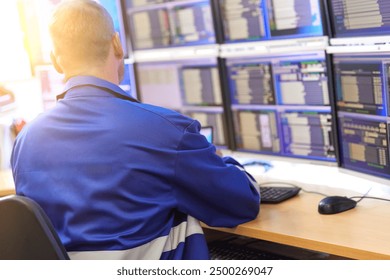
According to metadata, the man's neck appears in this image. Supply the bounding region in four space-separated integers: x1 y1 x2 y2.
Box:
64 66 118 84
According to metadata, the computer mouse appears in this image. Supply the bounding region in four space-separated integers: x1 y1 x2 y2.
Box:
318 196 357 215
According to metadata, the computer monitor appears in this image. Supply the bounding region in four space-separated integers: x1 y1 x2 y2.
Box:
127 7 171 50
185 110 226 146
219 0 326 43
273 56 329 105
124 0 216 50
228 61 275 105
97 0 129 56
171 1 216 46
226 51 335 162
337 112 390 179
134 57 227 147
200 126 214 143
327 0 390 39
332 54 387 116
266 0 325 39
219 0 268 42
120 60 138 99
332 52 390 180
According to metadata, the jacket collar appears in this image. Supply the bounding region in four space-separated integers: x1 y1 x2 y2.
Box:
57 76 137 102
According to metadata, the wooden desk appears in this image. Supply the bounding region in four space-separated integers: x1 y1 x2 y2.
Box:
0 169 15 197
204 192 390 260
2 160 390 259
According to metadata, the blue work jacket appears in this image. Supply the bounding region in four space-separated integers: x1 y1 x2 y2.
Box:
11 76 260 259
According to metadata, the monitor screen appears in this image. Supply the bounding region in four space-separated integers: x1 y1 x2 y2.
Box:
181 66 222 106
332 54 388 116
120 59 138 99
185 111 226 146
273 57 329 105
219 0 325 43
128 8 171 50
219 0 268 42
228 61 275 105
280 108 334 160
337 112 390 179
200 126 214 143
97 0 129 56
328 0 390 38
135 62 183 109
332 53 390 180
233 108 281 154
135 57 227 147
226 51 335 162
136 58 221 108
266 0 324 38
171 2 216 46
124 0 216 50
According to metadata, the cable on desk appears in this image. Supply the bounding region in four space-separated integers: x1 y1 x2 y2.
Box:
349 196 390 203
312 186 390 206
351 187 372 203
336 187 390 205
242 160 273 172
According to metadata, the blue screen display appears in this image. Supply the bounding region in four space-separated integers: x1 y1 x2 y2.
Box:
119 61 137 99
226 52 335 162
338 114 390 179
220 0 325 43
97 0 128 54
266 0 324 38
329 0 390 38
125 0 216 50
333 54 390 117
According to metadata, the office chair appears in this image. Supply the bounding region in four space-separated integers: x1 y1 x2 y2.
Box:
0 195 69 260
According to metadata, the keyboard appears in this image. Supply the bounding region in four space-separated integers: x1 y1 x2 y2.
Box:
209 239 292 260
260 186 301 203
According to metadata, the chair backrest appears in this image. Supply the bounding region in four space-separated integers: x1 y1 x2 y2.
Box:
0 195 69 260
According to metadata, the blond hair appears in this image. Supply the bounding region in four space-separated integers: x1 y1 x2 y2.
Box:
49 0 115 69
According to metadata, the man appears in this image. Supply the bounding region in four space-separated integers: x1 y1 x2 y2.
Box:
11 0 260 259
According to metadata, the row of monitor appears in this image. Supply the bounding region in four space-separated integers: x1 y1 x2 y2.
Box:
119 0 390 51
136 52 331 152
35 0 390 188
134 51 390 182
116 0 390 184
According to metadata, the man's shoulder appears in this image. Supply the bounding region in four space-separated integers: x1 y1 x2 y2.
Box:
132 102 198 131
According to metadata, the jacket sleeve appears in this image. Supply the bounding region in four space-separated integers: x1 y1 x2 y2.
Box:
172 121 260 228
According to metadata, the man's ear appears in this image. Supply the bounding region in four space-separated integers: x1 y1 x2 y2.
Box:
112 32 124 59
50 52 64 74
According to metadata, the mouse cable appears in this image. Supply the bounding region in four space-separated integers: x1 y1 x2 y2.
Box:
349 196 390 203
349 187 372 203
258 181 329 197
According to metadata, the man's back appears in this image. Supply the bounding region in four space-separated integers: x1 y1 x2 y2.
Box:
11 76 260 259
